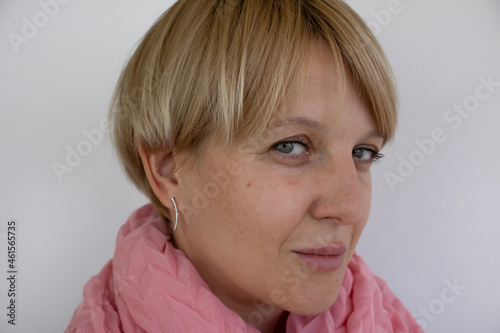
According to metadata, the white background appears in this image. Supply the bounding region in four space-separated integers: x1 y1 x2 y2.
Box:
0 1 499 332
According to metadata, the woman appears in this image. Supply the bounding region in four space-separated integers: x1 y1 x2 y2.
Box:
67 0 423 332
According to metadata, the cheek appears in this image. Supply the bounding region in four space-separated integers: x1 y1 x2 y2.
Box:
203 166 312 261
222 170 302 235
348 173 372 250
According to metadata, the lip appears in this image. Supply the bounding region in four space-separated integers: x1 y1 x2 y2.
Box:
293 244 348 272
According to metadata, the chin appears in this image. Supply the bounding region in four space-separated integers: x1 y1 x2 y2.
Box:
285 283 342 316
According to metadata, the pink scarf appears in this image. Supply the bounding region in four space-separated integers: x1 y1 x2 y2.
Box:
66 204 423 332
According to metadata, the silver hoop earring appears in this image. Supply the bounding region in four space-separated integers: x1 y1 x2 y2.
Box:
171 197 178 232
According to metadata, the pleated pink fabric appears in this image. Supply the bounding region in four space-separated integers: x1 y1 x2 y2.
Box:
66 204 423 333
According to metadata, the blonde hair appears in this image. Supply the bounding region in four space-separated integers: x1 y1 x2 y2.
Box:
109 0 398 225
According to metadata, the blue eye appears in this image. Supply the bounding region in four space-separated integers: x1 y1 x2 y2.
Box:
352 147 383 164
273 140 309 155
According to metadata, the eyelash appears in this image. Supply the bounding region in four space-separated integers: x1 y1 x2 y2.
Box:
271 139 384 164
271 138 311 161
353 147 385 165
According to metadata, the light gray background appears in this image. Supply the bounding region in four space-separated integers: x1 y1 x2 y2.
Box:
1 1 499 332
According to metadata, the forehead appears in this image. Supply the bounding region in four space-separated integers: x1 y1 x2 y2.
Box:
275 41 344 116
259 42 384 145
271 43 368 121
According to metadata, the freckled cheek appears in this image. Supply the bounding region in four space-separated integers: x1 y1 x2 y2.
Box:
346 198 371 259
356 171 372 215
342 176 371 257
224 175 301 240
215 181 262 228
359 172 373 195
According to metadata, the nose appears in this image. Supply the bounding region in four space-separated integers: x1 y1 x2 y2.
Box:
309 155 368 225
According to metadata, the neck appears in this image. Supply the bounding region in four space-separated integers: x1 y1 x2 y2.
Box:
257 310 289 333
172 239 287 331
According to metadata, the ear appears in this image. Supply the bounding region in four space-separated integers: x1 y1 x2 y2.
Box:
138 144 178 210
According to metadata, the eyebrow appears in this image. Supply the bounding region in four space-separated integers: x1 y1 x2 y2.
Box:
266 116 386 141
266 116 326 132
359 129 385 141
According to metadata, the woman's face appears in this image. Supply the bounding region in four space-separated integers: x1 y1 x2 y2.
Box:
173 42 383 323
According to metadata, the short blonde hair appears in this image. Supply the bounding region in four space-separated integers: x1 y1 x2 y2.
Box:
109 0 398 225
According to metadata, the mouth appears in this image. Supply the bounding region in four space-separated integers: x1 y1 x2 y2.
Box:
293 244 348 272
